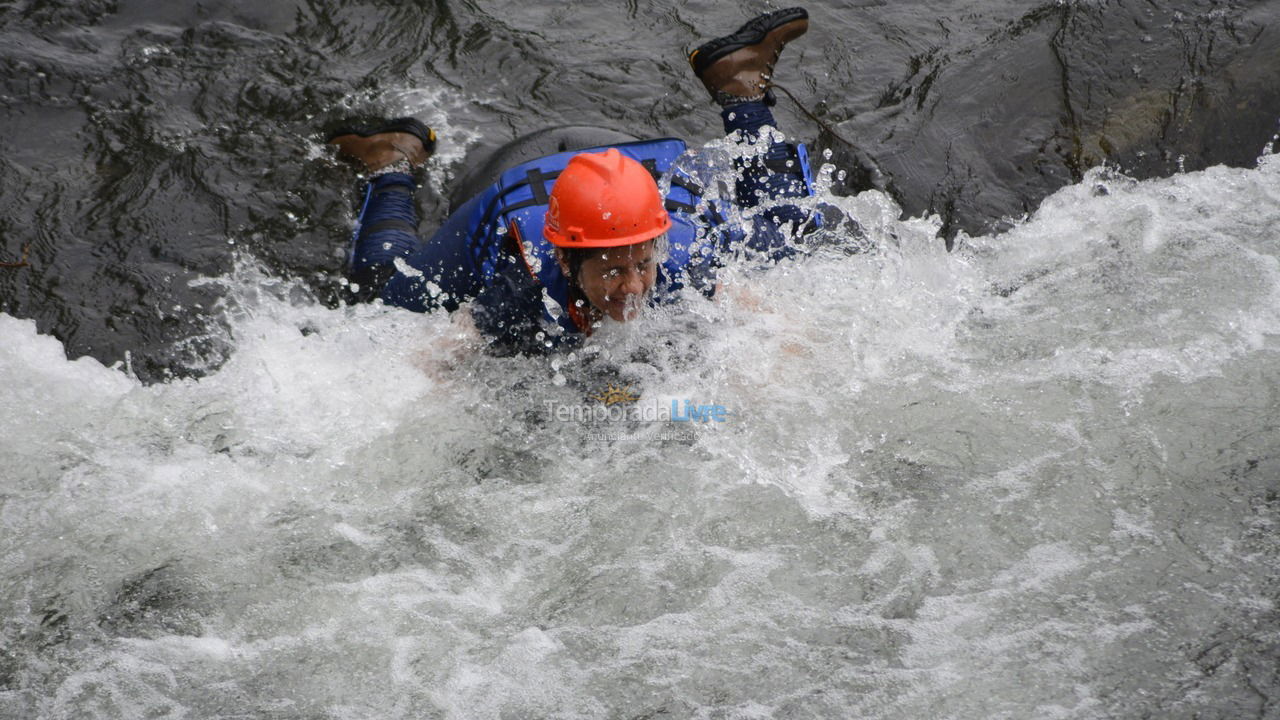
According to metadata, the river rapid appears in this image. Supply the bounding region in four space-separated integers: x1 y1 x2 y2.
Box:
4 150 1280 717
3 1 1280 718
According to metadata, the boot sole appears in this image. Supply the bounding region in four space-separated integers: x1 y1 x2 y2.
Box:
327 117 437 154
688 7 809 77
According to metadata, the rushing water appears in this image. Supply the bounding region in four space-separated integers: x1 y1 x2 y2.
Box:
3 150 1279 717
3 0 1280 718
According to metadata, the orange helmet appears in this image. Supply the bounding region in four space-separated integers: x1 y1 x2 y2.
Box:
543 148 672 249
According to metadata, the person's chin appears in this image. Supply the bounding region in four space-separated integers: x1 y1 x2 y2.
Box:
604 302 640 323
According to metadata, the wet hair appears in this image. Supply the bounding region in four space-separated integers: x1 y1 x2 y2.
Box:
557 247 593 286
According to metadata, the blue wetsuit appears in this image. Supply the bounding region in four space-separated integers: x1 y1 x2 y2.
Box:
347 101 814 353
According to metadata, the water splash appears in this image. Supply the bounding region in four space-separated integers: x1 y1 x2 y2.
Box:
2 156 1279 718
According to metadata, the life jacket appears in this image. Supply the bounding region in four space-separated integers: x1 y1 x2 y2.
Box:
466 138 708 336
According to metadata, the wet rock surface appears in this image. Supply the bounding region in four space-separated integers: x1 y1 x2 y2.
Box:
823 0 1280 244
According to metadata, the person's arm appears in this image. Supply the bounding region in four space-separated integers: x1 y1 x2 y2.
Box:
469 263 572 355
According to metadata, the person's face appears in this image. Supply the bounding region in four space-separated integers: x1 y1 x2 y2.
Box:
565 240 659 323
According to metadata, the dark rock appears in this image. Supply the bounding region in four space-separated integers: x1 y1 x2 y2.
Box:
821 0 1280 247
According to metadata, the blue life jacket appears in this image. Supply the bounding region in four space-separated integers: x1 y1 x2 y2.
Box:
465 137 709 335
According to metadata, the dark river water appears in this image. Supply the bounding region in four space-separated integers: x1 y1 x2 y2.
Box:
1 1 1279 718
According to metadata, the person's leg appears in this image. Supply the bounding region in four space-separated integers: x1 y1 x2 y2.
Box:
689 8 816 259
376 184 491 313
717 101 816 260
720 100 811 212
347 171 420 297
330 118 485 312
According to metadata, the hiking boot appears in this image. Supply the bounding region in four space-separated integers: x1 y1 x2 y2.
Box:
688 7 809 105
327 117 436 172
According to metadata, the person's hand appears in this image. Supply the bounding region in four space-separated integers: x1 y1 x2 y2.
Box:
413 309 483 379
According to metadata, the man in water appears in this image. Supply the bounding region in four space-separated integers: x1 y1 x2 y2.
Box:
329 8 815 353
